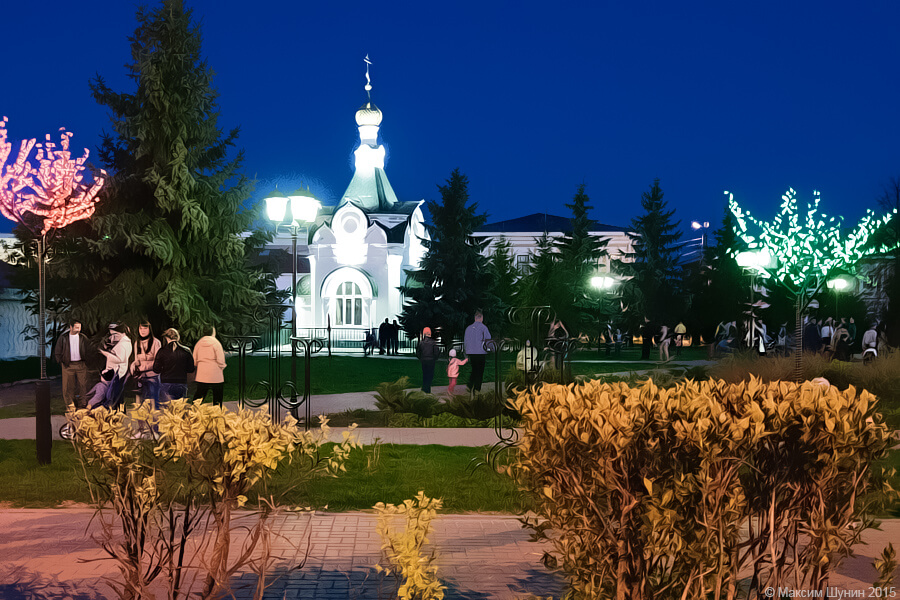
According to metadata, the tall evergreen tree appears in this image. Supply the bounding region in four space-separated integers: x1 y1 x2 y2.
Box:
555 184 609 332
487 236 518 329
400 169 495 347
49 0 267 340
615 178 683 328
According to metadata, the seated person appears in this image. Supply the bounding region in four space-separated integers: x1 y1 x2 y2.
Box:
516 340 540 373
363 331 378 356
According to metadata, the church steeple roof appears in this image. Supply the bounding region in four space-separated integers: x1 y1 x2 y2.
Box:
339 55 400 212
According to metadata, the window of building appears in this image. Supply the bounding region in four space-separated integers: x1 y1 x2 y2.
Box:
335 281 363 326
516 254 532 268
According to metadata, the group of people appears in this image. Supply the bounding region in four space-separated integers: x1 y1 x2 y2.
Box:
415 311 491 395
363 318 402 356
640 318 689 361
54 319 227 412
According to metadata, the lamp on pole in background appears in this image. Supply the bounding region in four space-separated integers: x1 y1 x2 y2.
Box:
264 187 320 396
691 220 710 265
591 274 617 356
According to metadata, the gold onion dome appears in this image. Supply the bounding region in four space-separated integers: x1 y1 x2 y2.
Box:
355 102 383 127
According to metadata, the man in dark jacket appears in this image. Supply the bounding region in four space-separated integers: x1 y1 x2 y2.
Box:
378 318 390 355
640 317 654 360
152 328 195 407
416 327 441 393
53 320 94 409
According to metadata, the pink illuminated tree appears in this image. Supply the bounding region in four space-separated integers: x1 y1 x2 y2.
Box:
0 117 106 378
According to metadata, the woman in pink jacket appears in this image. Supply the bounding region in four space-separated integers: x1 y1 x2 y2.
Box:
192 326 227 406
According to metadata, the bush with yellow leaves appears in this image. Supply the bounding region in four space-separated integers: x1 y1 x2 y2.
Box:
374 491 445 600
508 377 898 600
68 399 360 600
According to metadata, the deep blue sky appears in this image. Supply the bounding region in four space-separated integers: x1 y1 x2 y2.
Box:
2 0 899 236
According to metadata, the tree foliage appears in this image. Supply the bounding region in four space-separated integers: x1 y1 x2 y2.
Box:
399 169 495 346
514 184 608 334
486 236 518 325
615 178 683 328
686 203 747 341
37 0 270 341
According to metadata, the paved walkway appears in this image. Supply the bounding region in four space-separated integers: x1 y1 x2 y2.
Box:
1 509 898 599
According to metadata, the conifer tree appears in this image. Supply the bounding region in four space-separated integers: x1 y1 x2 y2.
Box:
400 169 495 347
487 236 518 328
615 178 683 328
554 183 609 331
686 204 747 340
52 0 267 340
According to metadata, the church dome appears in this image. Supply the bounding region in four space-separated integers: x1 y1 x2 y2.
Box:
355 102 383 127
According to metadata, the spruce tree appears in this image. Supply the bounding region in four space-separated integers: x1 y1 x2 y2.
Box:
615 178 683 328
487 236 518 331
55 0 266 340
554 183 609 332
400 169 495 347
686 204 747 340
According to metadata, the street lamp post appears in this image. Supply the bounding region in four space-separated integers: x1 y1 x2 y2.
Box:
736 249 774 352
591 275 617 356
264 189 320 404
691 221 710 266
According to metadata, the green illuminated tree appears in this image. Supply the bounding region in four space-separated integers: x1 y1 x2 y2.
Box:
46 0 269 340
614 178 683 328
400 169 495 347
729 188 896 359
729 188 892 297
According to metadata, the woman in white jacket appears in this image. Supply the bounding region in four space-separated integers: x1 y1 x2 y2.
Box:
192 326 226 406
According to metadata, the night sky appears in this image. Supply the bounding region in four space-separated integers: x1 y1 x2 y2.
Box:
2 0 899 237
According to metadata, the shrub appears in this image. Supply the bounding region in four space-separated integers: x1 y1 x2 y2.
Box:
67 400 360 599
374 377 440 417
440 391 502 421
708 351 900 429
509 378 898 600
374 491 445 600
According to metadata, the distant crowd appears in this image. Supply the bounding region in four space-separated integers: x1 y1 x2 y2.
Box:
54 319 227 412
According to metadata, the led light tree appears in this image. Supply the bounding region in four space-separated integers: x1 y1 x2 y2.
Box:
728 188 894 379
0 117 105 465
0 117 106 378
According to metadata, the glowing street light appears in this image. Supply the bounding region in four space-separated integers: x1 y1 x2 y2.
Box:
264 187 320 399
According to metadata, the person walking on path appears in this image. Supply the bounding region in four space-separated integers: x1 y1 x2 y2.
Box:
464 311 491 393
640 317 654 360
131 320 161 405
53 319 94 410
416 327 440 393
152 328 195 407
192 326 227 406
446 349 468 396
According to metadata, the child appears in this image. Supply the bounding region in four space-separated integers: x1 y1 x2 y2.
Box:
447 349 468 396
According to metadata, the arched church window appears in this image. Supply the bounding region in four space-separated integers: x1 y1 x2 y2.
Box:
335 281 363 326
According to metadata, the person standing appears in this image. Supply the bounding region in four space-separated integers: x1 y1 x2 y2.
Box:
464 311 491 392
416 327 440 393
640 317 654 360
131 320 161 405
659 324 671 362
390 319 401 355
378 318 390 355
53 320 93 410
674 321 687 357
193 326 227 406
153 328 195 407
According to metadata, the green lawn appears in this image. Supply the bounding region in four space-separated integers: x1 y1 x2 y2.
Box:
0 440 526 512
2 439 896 517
